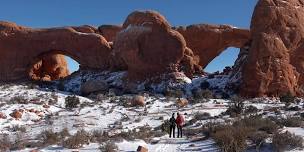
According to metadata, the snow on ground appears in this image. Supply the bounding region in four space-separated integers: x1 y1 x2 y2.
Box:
0 83 304 152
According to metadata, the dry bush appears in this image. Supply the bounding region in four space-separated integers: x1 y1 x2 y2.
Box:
245 105 259 113
0 134 12 151
279 117 303 127
193 112 211 121
207 116 279 151
112 126 164 142
99 141 118 152
63 129 91 149
164 88 183 98
9 96 28 104
212 124 250 152
38 130 60 146
58 128 70 139
224 95 245 117
272 131 303 152
249 131 268 151
91 130 109 143
159 120 171 134
9 125 26 132
235 116 279 134
65 95 80 110
192 88 213 100
10 132 26 150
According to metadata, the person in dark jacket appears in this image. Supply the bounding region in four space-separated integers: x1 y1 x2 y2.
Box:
169 113 176 138
176 112 185 138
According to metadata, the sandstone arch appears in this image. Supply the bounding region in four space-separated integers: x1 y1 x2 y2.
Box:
0 21 112 82
175 24 251 69
28 51 80 81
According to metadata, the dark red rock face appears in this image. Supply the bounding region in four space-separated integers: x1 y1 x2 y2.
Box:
29 54 70 81
0 21 112 81
98 25 122 42
241 0 304 97
113 11 188 80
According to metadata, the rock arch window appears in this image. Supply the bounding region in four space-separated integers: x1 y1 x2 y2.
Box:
204 47 240 73
28 51 80 81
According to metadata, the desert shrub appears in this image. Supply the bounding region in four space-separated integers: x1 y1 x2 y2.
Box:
249 131 268 151
118 126 159 142
10 133 26 150
245 105 259 113
279 117 303 127
164 88 183 98
193 112 211 121
99 141 118 152
285 105 301 111
63 129 91 149
272 131 303 152
224 95 245 117
160 120 171 134
9 125 26 132
65 95 80 109
0 134 12 151
212 124 249 152
208 116 279 152
58 128 70 139
200 89 214 99
38 130 60 146
92 130 109 143
235 116 279 134
280 92 295 103
192 88 213 100
9 96 28 104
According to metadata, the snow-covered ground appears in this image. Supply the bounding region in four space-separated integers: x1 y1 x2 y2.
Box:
0 83 303 152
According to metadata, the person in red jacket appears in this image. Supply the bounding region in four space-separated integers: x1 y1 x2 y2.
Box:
175 112 184 138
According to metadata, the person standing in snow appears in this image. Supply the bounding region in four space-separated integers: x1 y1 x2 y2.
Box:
169 113 176 138
176 112 185 138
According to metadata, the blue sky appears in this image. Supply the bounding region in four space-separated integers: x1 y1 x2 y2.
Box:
0 0 258 73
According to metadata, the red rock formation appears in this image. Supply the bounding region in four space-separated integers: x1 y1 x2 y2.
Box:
175 24 250 68
0 21 112 82
72 25 97 33
123 10 171 31
241 0 304 97
29 54 70 81
98 25 122 42
113 11 190 80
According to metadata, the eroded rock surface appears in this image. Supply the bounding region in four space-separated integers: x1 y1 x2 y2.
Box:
113 11 191 80
240 0 304 97
29 54 70 81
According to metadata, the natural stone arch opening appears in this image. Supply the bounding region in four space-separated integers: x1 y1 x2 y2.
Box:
204 47 240 74
28 50 81 81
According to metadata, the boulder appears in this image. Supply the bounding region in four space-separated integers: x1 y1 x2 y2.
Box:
80 79 109 95
176 98 188 107
137 146 148 152
10 110 22 119
131 95 145 107
0 112 7 119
